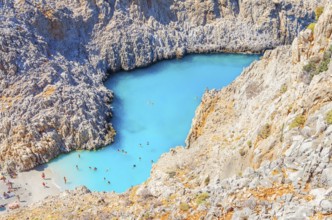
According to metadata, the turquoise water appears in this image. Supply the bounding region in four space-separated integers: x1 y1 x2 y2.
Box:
47 54 259 192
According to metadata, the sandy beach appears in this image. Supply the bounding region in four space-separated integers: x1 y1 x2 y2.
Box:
0 167 61 214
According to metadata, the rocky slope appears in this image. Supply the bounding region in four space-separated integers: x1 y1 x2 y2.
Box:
0 0 323 171
3 1 332 220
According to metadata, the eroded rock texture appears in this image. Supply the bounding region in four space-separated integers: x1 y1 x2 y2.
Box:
3 1 332 220
0 0 323 170
0 0 323 172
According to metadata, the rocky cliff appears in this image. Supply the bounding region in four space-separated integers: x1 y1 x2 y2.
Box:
3 1 332 220
0 0 323 171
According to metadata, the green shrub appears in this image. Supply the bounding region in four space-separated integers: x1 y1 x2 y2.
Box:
329 45 332 53
316 49 332 73
168 171 176 178
258 124 271 139
315 7 324 20
326 110 332 124
323 50 332 60
289 115 306 128
304 47 331 78
196 192 209 205
204 176 210 185
237 171 243 177
317 58 330 73
239 148 246 156
179 203 190 211
142 212 152 220
307 23 316 32
280 84 288 94
303 61 317 73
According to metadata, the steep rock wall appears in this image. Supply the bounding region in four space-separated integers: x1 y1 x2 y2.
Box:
3 3 332 219
0 0 323 171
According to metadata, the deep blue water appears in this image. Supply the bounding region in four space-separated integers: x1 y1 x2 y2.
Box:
46 54 259 192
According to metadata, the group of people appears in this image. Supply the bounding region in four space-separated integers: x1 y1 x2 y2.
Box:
1 176 14 195
117 149 128 154
103 177 111 185
41 172 67 186
41 172 47 187
0 174 21 211
67 142 155 187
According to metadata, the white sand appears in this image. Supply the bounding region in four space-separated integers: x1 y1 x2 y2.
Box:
0 167 61 214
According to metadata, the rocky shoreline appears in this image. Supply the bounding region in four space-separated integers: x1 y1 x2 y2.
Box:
1 0 332 219
0 0 323 171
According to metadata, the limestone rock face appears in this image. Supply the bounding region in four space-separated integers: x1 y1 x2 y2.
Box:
0 0 323 171
3 2 332 220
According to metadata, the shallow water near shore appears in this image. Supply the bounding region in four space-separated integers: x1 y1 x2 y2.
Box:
46 54 259 192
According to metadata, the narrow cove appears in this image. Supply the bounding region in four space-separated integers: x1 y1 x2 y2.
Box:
46 54 259 192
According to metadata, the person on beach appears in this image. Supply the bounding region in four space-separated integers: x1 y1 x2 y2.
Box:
41 172 45 179
6 181 13 190
3 192 9 199
16 195 20 202
42 182 46 188
0 175 5 182
64 177 67 184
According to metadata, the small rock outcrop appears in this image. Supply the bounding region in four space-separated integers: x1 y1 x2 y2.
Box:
0 0 323 171
3 1 332 219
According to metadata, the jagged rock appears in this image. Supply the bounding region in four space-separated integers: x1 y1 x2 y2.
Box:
2 1 332 220
320 200 332 214
322 167 332 186
0 0 324 171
